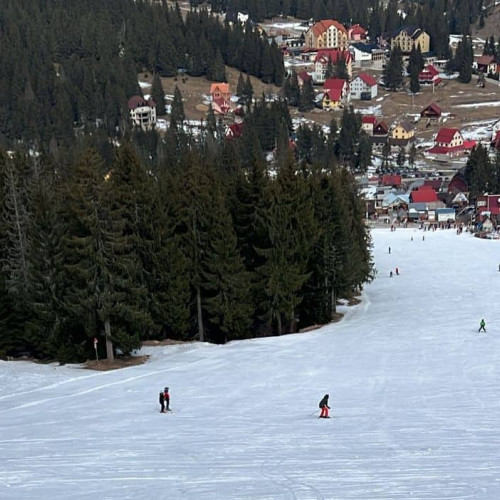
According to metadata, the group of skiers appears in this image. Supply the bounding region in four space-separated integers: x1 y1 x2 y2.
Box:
158 388 332 419
159 387 170 413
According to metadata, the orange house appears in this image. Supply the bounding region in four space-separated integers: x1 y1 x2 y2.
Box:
210 83 231 101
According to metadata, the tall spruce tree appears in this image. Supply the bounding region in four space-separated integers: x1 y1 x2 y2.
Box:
151 72 166 117
383 45 404 91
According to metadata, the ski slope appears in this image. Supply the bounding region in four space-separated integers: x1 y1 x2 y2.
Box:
1 228 500 499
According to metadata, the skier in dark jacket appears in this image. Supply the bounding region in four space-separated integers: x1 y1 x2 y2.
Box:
164 387 170 411
319 394 330 418
159 390 165 413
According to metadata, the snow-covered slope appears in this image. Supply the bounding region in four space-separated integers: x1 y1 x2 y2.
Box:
1 228 500 499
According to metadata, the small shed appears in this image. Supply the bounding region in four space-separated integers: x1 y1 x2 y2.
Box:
420 102 442 120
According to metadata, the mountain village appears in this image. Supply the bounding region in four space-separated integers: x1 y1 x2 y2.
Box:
129 4 500 237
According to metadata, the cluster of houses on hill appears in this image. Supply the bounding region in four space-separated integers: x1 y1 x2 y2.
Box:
361 172 500 234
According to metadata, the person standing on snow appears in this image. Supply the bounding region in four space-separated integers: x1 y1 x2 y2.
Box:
478 319 486 332
159 390 166 413
164 387 171 411
319 394 330 418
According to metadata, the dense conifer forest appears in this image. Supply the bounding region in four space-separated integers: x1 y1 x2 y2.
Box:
0 0 377 362
204 0 482 55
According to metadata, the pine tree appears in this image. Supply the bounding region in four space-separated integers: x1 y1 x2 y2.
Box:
243 75 254 109
151 72 166 117
464 144 494 198
236 72 245 97
60 148 144 361
298 77 315 111
456 35 473 84
256 153 317 334
202 185 253 343
334 57 349 80
207 48 227 82
283 71 300 107
170 85 185 129
383 45 404 91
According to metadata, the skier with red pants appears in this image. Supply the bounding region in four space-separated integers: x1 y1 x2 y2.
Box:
319 394 330 418
163 387 170 411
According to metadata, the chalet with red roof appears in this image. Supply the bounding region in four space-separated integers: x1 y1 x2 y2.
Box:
361 115 377 135
419 65 441 86
476 55 497 75
476 194 500 223
226 107 244 140
491 130 500 151
350 73 378 100
447 172 468 194
348 24 368 41
322 78 349 109
297 71 312 88
128 95 156 130
410 186 440 204
313 49 352 82
420 102 442 120
210 83 232 115
371 121 389 144
426 128 476 156
381 174 402 187
305 20 348 50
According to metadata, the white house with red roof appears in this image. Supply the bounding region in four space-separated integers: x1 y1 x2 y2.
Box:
128 95 156 130
322 78 349 109
476 55 497 75
226 107 244 140
418 64 441 86
348 24 368 41
476 194 500 223
361 115 377 135
313 49 352 83
426 128 476 156
350 73 378 99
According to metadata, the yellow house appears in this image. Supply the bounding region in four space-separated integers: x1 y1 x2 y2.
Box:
391 27 430 54
391 120 415 141
322 88 343 109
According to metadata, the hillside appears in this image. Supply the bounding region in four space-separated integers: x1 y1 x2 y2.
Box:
2 228 500 499
474 4 500 39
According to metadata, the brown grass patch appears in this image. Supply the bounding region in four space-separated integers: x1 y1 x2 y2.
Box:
83 355 149 371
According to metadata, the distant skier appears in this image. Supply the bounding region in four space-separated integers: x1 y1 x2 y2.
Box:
411 236 413 241
159 390 166 413
390 270 393 278
164 387 170 411
319 394 330 418
395 267 399 276
388 246 391 254
478 319 486 333
423 235 425 241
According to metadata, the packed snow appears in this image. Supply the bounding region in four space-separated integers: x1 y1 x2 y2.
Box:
454 101 500 108
1 228 500 499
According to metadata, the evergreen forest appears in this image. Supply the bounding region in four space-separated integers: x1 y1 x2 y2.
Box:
0 0 378 362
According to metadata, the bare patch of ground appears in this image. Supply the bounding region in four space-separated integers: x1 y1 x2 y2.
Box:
83 355 149 371
139 66 281 122
299 77 500 142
